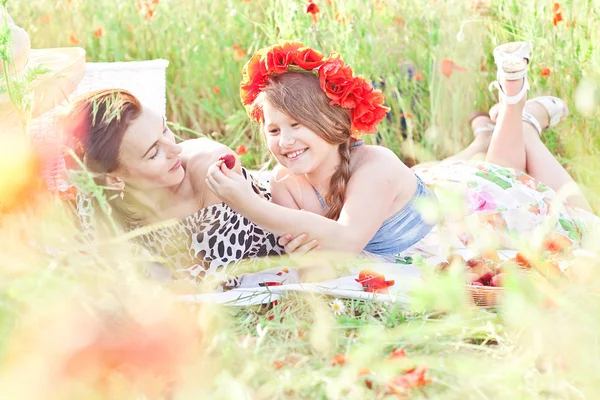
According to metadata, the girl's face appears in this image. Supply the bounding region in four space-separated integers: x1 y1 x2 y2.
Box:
263 101 338 176
112 105 184 190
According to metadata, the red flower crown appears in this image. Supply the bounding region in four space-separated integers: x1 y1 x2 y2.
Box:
240 41 390 135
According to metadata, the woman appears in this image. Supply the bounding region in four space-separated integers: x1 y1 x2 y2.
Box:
63 89 309 286
206 41 595 261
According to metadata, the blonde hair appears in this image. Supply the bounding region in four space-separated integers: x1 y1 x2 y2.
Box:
256 71 352 220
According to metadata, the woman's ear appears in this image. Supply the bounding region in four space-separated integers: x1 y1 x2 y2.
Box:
105 174 125 192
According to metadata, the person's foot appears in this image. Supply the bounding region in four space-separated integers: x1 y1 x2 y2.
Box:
444 113 494 161
490 41 531 105
489 97 562 132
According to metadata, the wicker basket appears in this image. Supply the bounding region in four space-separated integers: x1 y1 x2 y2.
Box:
465 284 504 307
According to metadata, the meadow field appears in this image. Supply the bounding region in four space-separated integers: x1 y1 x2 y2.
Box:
2 0 600 398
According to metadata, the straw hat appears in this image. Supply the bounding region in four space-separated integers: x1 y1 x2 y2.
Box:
0 10 86 133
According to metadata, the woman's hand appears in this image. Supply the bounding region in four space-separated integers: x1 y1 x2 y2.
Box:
205 159 256 211
279 233 320 255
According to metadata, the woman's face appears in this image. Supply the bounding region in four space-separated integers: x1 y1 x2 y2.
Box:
263 101 338 176
113 105 184 190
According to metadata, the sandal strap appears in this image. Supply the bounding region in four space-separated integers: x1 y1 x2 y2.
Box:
473 123 496 136
489 77 530 105
522 112 542 136
526 96 569 129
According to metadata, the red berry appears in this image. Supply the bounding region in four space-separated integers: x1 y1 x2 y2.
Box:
219 154 236 169
490 273 506 287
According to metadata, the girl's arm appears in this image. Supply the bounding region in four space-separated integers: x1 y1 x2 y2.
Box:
205 156 405 254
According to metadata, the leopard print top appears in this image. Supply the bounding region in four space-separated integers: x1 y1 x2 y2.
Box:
77 168 285 287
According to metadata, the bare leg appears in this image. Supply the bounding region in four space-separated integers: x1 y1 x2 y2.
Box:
485 79 527 171
489 101 592 211
522 106 592 211
445 115 494 161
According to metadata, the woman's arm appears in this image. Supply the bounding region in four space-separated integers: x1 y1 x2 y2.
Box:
205 156 404 254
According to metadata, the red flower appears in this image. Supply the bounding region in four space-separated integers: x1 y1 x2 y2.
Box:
235 145 247 155
329 354 347 366
355 269 395 293
388 348 407 360
293 47 325 70
306 1 320 23
351 88 390 134
212 86 220 94
540 67 551 77
552 3 563 26
318 56 359 108
240 49 268 106
441 59 468 78
264 42 303 74
233 44 247 61
94 28 104 38
69 33 80 45
386 366 432 394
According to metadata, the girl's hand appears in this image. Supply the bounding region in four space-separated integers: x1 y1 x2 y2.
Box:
205 158 256 211
279 233 320 255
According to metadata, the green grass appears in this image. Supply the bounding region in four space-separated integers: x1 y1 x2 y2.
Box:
3 0 600 398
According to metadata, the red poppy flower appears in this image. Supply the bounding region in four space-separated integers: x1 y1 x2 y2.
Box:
212 86 220 94
441 59 468 78
387 348 407 360
306 1 320 23
235 145 247 155
68 33 80 45
240 49 268 106
293 47 325 70
94 28 104 38
540 67 551 77
351 88 390 134
552 3 563 26
355 269 395 293
318 56 359 107
386 366 432 394
329 354 347 366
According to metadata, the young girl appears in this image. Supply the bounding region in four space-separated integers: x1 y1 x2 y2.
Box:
206 41 596 261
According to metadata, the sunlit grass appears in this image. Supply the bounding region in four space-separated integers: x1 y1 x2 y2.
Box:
2 0 600 398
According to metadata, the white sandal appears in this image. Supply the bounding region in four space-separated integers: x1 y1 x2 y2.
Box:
489 41 532 105
468 111 496 136
522 96 569 135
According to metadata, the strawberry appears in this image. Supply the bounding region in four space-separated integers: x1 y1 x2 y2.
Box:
356 269 395 293
471 281 484 286
490 273 505 287
218 154 236 169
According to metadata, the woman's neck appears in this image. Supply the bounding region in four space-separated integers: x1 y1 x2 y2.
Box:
125 171 196 224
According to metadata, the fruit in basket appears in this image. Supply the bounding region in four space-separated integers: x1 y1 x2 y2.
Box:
481 249 500 262
490 273 506 287
471 281 484 287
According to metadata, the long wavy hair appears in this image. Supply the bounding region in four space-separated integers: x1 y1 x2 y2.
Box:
256 71 353 220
